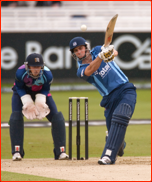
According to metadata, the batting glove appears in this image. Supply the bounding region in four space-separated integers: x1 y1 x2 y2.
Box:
98 45 115 62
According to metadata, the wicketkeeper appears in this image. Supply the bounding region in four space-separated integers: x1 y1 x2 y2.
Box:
69 37 137 165
9 53 69 161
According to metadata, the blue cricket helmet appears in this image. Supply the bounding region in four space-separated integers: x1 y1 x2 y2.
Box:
69 37 87 52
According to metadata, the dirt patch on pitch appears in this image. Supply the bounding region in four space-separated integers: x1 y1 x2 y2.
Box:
1 157 151 181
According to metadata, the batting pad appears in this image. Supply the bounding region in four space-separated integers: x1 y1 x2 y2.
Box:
9 111 24 157
101 103 131 163
51 112 66 159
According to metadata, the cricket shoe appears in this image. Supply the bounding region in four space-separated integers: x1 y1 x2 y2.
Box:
98 156 113 165
12 153 22 161
58 153 69 160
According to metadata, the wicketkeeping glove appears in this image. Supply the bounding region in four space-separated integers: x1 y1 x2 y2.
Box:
35 94 50 120
98 45 115 63
21 94 39 120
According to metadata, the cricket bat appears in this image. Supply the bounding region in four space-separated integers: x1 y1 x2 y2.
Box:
104 14 118 48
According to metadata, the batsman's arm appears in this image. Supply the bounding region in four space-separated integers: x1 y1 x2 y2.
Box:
84 56 103 76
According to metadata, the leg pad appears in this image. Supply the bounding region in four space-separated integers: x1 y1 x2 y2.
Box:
51 112 66 159
9 111 24 157
101 103 131 162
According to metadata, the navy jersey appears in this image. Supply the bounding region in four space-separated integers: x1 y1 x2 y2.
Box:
13 65 53 97
77 46 129 96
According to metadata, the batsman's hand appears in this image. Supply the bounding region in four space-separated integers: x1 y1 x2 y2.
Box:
35 94 50 120
98 45 115 63
21 94 39 120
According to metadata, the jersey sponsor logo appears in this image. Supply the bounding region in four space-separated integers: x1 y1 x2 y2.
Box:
95 64 111 78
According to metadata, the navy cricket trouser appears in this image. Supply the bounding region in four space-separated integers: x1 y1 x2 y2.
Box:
100 83 137 131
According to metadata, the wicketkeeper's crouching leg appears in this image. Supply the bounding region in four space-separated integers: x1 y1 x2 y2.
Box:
9 111 24 161
47 112 69 160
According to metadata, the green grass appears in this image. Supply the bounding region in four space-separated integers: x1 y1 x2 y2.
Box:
1 96 151 181
1 125 151 181
1 89 151 122
1 171 68 181
1 88 151 181
1 125 151 159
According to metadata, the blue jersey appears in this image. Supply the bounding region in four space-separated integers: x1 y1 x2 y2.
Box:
13 65 53 97
77 46 129 96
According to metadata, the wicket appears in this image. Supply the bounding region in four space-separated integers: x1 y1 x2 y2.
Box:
69 97 88 160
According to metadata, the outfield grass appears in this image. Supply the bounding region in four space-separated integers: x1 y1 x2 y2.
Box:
1 89 151 181
1 89 151 122
1 125 151 159
1 171 67 181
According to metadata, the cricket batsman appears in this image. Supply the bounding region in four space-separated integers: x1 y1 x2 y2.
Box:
69 37 137 165
9 53 69 161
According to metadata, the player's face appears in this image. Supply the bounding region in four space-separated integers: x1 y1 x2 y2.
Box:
29 66 42 77
73 45 86 59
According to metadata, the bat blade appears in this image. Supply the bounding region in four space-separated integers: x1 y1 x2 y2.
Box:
104 14 118 47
